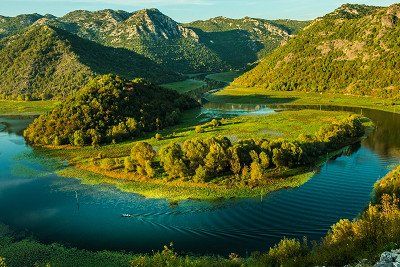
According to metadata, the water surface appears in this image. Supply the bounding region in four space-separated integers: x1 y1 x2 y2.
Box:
0 106 399 255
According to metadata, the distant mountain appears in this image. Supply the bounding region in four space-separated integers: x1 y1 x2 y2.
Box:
0 9 308 74
0 13 48 38
233 4 400 99
0 25 179 100
185 17 308 68
52 8 225 73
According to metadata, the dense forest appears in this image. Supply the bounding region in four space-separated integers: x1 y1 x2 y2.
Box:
233 4 400 100
23 75 198 146
99 115 366 185
0 25 179 100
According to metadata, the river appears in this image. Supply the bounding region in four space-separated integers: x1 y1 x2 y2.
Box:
0 106 399 255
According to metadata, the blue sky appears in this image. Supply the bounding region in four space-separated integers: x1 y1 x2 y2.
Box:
1 0 399 22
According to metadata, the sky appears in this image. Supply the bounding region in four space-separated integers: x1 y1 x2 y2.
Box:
1 0 399 22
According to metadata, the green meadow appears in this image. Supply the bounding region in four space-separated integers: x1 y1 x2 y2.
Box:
208 86 400 114
161 79 207 93
0 100 59 116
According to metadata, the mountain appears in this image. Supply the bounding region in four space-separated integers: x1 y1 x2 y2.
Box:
0 25 179 100
233 4 400 99
0 9 308 74
0 13 48 38
185 17 308 68
53 8 226 73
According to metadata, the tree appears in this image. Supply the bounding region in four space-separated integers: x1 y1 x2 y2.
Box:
182 139 208 173
193 165 207 183
53 136 61 146
159 143 188 179
131 142 157 167
204 139 231 175
250 161 263 182
259 151 270 169
125 117 139 134
73 130 85 146
268 238 304 264
124 157 135 173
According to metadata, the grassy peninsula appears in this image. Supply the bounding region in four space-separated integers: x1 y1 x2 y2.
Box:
40 109 370 201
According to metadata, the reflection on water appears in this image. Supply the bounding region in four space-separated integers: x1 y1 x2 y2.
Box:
199 103 275 121
0 105 400 255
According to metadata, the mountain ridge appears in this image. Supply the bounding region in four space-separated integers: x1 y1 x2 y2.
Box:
0 24 179 100
0 9 307 73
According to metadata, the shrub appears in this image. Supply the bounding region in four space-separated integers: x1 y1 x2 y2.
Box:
195 125 204 133
210 119 221 128
0 257 6 267
268 238 304 264
155 133 163 140
100 158 115 171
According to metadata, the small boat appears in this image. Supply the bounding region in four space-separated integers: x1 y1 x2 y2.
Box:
121 214 132 218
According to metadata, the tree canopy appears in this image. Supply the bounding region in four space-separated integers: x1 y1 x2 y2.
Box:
23 75 198 146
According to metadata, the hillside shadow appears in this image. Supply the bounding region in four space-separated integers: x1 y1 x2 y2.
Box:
52 27 179 84
190 28 263 69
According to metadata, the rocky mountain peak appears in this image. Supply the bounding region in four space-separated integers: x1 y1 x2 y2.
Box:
125 8 198 40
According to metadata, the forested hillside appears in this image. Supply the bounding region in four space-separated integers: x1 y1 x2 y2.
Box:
0 9 308 75
233 4 400 99
0 25 178 100
185 17 308 68
24 75 198 146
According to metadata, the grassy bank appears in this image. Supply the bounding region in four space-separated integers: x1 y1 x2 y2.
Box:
208 86 400 114
43 109 363 201
57 166 314 202
0 100 59 116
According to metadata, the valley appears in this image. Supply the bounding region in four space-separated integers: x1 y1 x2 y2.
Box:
1 2 400 267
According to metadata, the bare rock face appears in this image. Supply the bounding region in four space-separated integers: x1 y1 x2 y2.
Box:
374 250 400 267
122 8 199 41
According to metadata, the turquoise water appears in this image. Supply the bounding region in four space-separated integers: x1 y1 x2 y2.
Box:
0 107 399 255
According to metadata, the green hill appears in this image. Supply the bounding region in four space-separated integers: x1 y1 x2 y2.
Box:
23 74 198 146
0 25 179 100
233 4 400 99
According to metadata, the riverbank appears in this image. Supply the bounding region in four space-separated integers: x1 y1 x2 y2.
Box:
0 100 59 116
207 86 400 114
